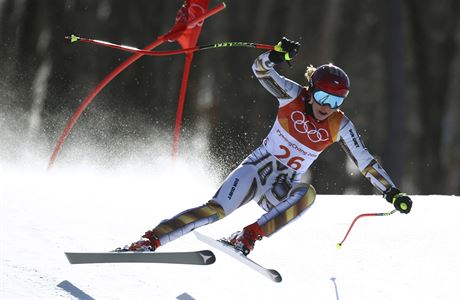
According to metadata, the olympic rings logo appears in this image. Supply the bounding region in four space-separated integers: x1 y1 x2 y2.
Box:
290 111 330 143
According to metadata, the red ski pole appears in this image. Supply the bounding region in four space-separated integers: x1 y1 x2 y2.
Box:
336 209 396 249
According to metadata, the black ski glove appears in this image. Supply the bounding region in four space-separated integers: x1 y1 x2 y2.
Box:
268 37 301 64
385 187 412 214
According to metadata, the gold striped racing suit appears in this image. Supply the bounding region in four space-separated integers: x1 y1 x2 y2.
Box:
147 52 397 248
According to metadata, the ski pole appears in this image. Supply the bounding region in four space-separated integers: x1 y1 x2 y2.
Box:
65 35 274 56
336 209 396 249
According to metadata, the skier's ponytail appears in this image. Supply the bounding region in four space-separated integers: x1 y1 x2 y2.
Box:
304 65 316 86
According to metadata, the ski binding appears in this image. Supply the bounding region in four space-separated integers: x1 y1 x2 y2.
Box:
194 231 282 282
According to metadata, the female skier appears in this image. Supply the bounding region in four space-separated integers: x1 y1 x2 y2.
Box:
120 37 413 255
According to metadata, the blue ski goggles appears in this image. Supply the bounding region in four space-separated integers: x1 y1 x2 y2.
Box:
313 90 345 109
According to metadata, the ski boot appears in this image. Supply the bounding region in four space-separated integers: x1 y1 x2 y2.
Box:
223 222 266 256
115 230 161 252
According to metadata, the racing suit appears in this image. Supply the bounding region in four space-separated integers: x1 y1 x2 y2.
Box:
150 52 397 246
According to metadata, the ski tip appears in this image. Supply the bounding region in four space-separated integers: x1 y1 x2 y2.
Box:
199 250 216 265
268 269 282 283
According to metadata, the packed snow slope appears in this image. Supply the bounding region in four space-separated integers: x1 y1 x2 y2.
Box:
1 161 459 300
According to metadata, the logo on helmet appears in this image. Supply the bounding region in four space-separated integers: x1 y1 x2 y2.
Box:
311 64 350 98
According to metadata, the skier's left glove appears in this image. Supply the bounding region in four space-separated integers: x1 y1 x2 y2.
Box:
268 37 300 64
385 187 412 214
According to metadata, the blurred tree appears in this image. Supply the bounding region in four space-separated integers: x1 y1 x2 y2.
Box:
383 0 406 185
0 0 458 194
405 0 459 194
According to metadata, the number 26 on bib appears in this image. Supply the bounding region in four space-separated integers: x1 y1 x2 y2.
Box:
274 145 305 170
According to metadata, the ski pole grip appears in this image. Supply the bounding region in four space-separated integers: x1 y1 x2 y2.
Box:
64 35 79 43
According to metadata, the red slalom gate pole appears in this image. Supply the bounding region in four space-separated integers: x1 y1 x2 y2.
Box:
47 37 167 169
187 2 226 28
48 2 228 168
172 52 194 159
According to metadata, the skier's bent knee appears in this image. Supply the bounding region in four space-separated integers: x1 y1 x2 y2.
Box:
258 184 316 236
151 200 226 246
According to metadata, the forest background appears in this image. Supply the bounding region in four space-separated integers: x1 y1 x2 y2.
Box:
1 0 458 195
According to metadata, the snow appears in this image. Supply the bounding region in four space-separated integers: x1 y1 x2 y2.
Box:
1 159 459 300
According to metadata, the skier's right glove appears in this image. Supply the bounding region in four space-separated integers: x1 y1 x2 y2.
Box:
385 187 412 214
268 37 301 64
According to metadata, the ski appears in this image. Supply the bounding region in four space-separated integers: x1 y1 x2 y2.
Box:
65 250 216 265
194 231 282 283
